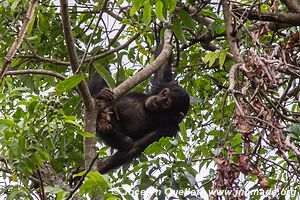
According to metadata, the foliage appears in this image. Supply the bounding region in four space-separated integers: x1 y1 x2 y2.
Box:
1 0 300 199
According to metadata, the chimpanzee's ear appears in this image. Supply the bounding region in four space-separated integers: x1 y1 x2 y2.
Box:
175 112 185 122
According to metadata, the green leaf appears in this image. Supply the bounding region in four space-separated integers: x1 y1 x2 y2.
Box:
94 64 115 89
177 148 186 160
143 0 152 24
11 0 21 11
38 13 49 32
155 1 164 20
79 172 109 196
219 50 227 67
28 99 38 115
211 19 225 35
130 0 144 16
117 0 124 6
173 19 186 44
7 190 19 200
130 6 138 16
10 139 21 158
0 119 14 127
179 8 196 30
167 0 177 12
184 171 196 186
38 149 51 161
27 13 36 34
260 4 271 13
78 131 95 138
55 74 85 95
204 52 219 67
179 122 187 142
64 119 81 128
47 186 65 195
144 142 164 155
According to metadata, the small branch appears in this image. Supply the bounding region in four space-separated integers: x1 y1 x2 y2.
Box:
104 8 123 21
6 69 83 95
284 135 300 159
37 169 45 200
66 154 99 200
0 0 38 85
85 33 140 63
109 24 126 47
6 69 66 80
24 41 69 66
76 0 108 74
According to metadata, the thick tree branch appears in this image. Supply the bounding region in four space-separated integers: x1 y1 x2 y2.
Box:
281 0 300 13
60 0 94 110
113 30 172 98
60 0 98 176
221 0 245 93
236 10 300 26
103 8 123 21
221 0 243 63
0 0 38 85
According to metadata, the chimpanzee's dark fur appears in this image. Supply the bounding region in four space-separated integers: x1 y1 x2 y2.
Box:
89 47 190 173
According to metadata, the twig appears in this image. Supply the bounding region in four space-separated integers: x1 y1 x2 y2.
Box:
75 0 108 74
6 69 66 80
66 153 99 200
85 33 140 63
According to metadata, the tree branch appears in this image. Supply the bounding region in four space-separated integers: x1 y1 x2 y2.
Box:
60 0 98 175
281 0 300 13
0 0 38 85
6 69 66 80
236 10 300 26
113 30 172 98
221 0 243 63
84 33 140 63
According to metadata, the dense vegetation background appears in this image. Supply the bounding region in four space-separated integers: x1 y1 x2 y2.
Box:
0 0 300 199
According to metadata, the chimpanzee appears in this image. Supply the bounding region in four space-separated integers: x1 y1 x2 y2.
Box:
89 47 190 173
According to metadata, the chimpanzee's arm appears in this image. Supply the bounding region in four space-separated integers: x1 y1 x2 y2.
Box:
150 43 174 87
88 72 108 98
97 130 161 174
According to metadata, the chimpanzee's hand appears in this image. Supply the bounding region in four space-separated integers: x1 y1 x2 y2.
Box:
96 110 113 133
96 88 114 101
95 88 114 109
